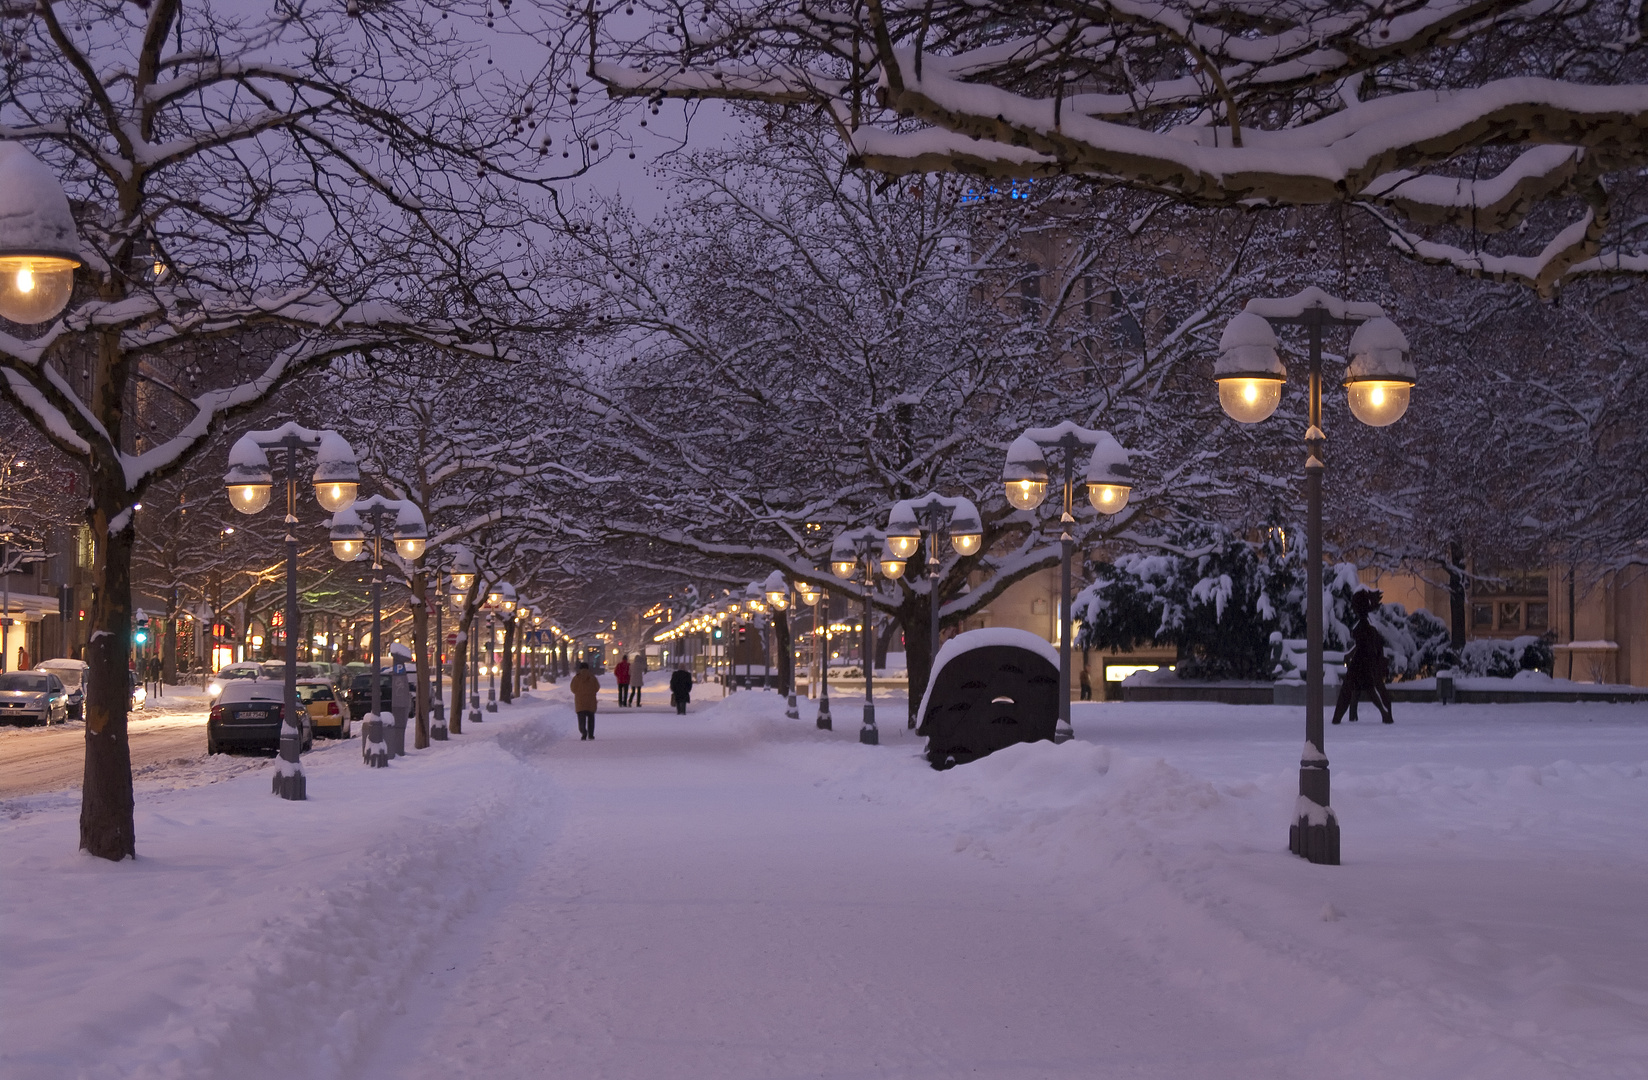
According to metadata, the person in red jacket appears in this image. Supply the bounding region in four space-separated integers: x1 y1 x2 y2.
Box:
614 655 631 706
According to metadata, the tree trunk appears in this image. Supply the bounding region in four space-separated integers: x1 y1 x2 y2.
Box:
450 609 470 734
774 609 793 696
81 484 136 861
902 595 934 726
411 569 430 749
500 618 516 704
1446 540 1467 650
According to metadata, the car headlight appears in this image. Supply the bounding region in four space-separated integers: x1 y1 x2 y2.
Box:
208 682 222 696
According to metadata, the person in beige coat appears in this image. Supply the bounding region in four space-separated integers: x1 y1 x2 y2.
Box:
570 662 600 740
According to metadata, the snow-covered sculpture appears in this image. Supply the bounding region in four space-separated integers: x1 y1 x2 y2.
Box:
915 629 1060 769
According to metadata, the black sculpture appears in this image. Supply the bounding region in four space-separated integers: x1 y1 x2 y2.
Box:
1332 588 1394 725
917 632 1060 769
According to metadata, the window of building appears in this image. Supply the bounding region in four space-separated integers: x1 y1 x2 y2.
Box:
1020 264 1042 315
1110 290 1144 349
1525 602 1549 632
1471 603 1494 629
1498 601 1523 631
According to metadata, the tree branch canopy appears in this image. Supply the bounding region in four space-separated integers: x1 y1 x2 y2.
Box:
591 1 1648 294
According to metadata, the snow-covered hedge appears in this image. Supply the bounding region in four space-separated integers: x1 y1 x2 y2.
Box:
1074 525 1461 682
1455 636 1555 678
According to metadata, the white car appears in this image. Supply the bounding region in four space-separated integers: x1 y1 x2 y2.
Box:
207 662 264 699
35 659 88 719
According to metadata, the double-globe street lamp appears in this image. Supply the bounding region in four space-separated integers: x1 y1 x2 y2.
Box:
831 528 899 746
329 496 426 766
483 582 516 711
884 494 983 728
1000 423 1134 743
763 570 802 721
444 547 479 733
225 424 360 800
1213 286 1416 866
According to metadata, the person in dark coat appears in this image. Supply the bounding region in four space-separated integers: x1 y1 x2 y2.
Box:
669 665 693 715
614 655 631 706
1333 589 1394 725
570 662 600 739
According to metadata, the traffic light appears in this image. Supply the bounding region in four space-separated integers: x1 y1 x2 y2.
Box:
711 626 723 642
133 621 149 645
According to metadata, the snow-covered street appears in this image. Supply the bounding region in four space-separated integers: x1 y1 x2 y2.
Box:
3 688 1646 1080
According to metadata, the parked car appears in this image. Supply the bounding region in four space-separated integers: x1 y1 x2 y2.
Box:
207 662 264 699
206 679 312 755
0 671 69 726
34 659 88 720
296 677 351 739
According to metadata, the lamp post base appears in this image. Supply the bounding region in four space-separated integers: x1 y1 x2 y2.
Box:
272 755 306 800
1289 808 1340 865
469 707 482 725
859 704 878 745
1053 722 1074 744
816 697 832 730
430 721 448 741
785 693 799 720
363 715 390 767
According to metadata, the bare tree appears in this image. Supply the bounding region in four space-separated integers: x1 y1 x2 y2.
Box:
0 1 592 859
591 1 1648 295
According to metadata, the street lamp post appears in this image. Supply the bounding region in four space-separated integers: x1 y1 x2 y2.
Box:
329 496 426 765
1001 423 1134 743
225 423 359 800
1215 287 1415 866
797 581 828 728
763 570 801 720
831 528 888 746
885 494 983 728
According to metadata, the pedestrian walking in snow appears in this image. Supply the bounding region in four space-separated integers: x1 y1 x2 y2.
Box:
571 662 600 739
631 654 644 706
1079 666 1092 701
615 654 631 706
1333 589 1395 725
669 665 693 715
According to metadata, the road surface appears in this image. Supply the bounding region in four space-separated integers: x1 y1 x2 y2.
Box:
0 690 210 799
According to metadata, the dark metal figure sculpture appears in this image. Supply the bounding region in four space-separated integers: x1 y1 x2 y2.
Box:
1333 589 1394 725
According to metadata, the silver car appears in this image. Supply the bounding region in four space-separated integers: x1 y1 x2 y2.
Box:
0 671 69 726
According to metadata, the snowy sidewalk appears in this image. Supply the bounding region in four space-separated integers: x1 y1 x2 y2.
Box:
3 692 1645 1079
358 704 1285 1080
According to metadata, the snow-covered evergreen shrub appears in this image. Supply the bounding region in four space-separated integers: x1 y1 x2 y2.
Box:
1076 524 1457 681
1455 635 1554 678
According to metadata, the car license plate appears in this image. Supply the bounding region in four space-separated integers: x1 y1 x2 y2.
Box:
240 710 268 719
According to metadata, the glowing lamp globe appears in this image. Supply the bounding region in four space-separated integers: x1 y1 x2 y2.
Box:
1217 377 1284 424
1084 432 1134 515
798 583 821 606
332 538 364 561
315 481 358 513
1086 483 1131 514
950 530 982 556
1004 479 1047 511
1214 311 1286 423
0 256 77 324
879 551 906 579
886 532 920 560
0 145 82 325
831 559 857 579
1002 435 1051 510
1344 317 1415 427
395 537 427 560
228 483 272 515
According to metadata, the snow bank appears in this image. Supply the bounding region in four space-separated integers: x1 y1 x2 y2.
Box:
0 700 567 1080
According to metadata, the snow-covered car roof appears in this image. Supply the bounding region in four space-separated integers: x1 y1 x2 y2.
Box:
34 658 89 671
215 680 285 704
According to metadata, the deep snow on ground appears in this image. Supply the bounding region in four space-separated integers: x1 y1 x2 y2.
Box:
1 687 1644 1080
